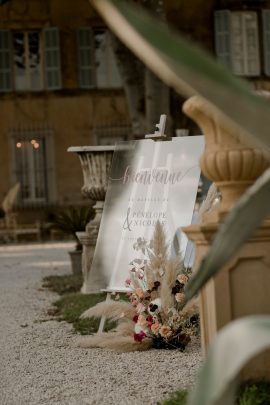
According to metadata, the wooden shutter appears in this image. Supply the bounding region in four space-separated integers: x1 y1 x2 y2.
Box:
263 9 270 76
232 12 260 76
77 27 95 88
44 27 62 90
214 10 231 68
0 30 12 92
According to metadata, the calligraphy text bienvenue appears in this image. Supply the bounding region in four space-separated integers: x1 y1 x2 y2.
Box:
123 166 183 185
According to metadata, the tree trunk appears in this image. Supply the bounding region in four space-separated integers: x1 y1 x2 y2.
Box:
145 68 172 135
109 33 146 138
141 0 172 135
109 0 172 138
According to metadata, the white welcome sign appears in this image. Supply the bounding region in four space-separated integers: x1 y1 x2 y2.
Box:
88 136 204 292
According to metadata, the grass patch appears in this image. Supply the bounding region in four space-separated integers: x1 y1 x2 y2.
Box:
158 390 188 405
53 292 117 334
238 380 270 405
160 380 270 405
43 273 83 295
43 273 129 335
42 274 83 295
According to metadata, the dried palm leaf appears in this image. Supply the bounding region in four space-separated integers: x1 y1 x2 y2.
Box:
77 332 152 352
115 319 134 336
153 220 167 259
81 300 135 321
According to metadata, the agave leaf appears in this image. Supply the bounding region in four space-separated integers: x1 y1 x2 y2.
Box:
90 0 270 154
184 168 270 302
188 316 270 405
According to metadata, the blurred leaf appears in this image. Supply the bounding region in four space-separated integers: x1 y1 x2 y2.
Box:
188 316 270 405
48 206 94 236
90 0 270 154
184 168 270 302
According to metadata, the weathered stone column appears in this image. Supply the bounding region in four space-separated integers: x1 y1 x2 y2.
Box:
68 146 114 294
182 95 270 379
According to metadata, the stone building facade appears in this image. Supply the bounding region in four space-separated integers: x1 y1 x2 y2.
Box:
0 0 270 223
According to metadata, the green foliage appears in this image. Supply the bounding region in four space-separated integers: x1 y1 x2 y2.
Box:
159 390 188 405
48 206 94 249
42 274 83 295
187 316 270 405
238 380 270 405
159 381 270 405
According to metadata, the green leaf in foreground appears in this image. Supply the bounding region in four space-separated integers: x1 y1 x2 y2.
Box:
90 0 270 154
188 316 270 405
184 168 270 303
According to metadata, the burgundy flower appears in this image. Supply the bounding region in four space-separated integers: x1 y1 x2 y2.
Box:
172 284 181 295
133 315 139 323
134 331 146 342
146 315 154 327
149 303 158 312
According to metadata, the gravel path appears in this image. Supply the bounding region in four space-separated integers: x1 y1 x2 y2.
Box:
0 242 202 405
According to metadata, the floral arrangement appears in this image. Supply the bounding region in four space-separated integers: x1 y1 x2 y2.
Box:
125 222 198 350
78 222 199 352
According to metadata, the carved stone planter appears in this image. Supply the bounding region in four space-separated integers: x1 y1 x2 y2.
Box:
68 146 114 293
182 95 270 379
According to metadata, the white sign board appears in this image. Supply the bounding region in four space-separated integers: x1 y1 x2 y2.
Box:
89 136 204 292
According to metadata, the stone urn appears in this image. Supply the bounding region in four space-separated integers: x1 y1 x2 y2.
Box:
68 146 114 293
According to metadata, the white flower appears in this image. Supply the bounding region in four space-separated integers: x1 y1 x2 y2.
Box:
135 322 148 334
133 237 148 253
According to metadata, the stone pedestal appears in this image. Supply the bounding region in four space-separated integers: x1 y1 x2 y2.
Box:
68 146 114 294
76 231 97 294
182 95 270 379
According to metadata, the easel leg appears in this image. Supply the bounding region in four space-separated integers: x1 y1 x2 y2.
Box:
97 292 111 335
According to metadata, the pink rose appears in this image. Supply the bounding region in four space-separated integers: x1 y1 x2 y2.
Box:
135 288 145 299
177 274 189 284
159 325 172 338
136 303 146 313
175 292 185 303
138 314 147 327
125 278 131 286
150 323 160 335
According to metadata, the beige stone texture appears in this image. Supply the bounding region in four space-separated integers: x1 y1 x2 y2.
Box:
183 95 270 379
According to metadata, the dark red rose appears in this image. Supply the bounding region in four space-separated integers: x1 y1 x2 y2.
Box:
133 315 139 323
134 331 146 342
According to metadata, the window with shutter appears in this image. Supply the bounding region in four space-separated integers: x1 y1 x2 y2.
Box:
13 31 43 91
77 27 122 89
77 27 95 88
0 30 12 92
231 12 260 76
214 10 260 76
263 10 270 76
12 128 50 205
214 10 231 68
44 27 62 90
